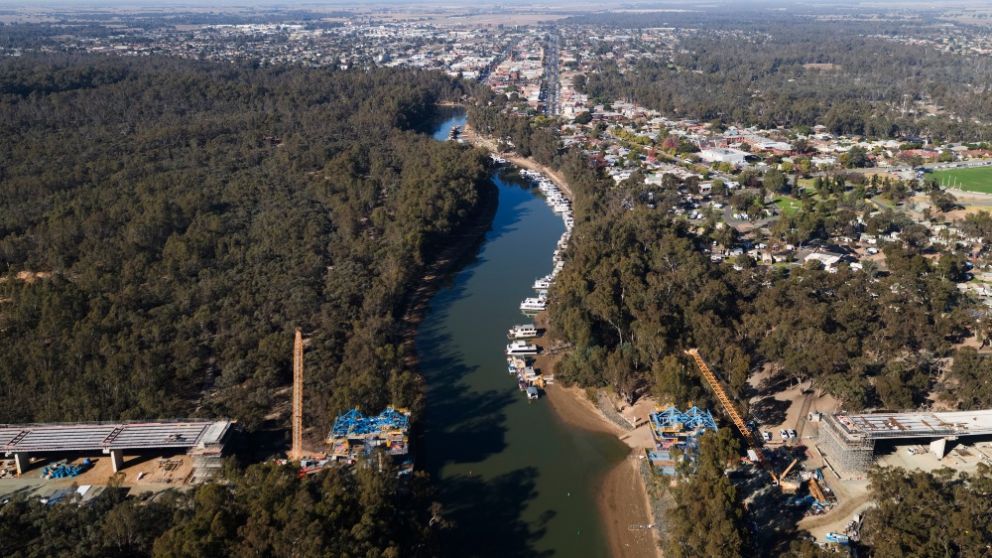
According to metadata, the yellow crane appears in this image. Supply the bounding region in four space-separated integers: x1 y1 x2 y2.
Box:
684 349 814 491
684 348 775 478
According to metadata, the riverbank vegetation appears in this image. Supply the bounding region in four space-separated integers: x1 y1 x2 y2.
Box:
0 55 494 556
468 98 986 557
469 102 974 411
0 55 489 429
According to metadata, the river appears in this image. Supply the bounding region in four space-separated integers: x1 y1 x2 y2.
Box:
417 109 628 557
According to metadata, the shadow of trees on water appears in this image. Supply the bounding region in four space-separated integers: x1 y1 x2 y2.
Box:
413 175 565 557
440 466 554 558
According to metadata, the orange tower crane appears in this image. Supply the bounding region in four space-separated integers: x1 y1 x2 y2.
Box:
290 328 304 461
684 348 773 474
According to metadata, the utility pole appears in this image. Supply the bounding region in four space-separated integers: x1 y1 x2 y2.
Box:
290 328 304 461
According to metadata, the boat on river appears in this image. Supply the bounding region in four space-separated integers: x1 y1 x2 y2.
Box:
520 297 547 312
508 324 539 339
506 340 539 356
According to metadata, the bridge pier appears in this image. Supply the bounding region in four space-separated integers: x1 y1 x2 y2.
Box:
930 436 957 459
13 452 30 476
109 449 125 473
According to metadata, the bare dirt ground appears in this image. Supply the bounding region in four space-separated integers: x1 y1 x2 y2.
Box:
0 453 195 499
799 478 871 540
945 188 992 219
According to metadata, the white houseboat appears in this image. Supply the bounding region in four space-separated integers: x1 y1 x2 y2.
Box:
505 340 539 356
519 297 547 312
507 324 539 339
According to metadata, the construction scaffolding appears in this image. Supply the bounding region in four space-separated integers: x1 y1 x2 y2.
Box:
817 414 875 473
647 405 719 476
290 328 304 461
328 407 411 462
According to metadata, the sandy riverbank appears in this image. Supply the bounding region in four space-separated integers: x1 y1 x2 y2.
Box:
546 385 661 558
462 123 574 200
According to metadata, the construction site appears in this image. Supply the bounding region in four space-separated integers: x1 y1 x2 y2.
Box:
818 409 992 473
287 328 414 475
0 419 233 498
682 347 992 549
327 408 412 470
647 405 719 476
681 349 853 549
2 327 416 497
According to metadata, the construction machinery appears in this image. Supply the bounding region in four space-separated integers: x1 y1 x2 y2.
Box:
808 477 828 503
684 348 780 481
685 349 766 457
778 458 801 493
290 328 304 461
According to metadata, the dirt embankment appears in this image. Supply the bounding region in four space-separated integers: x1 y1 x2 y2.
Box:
461 123 574 201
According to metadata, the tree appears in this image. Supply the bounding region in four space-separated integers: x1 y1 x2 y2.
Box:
652 354 705 407
947 347 992 409
763 169 788 194
861 465 992 557
841 146 870 168
664 429 746 558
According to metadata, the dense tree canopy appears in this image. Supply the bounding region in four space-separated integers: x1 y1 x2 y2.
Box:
0 461 439 558
861 465 992 557
566 13 992 140
0 56 489 430
664 429 746 558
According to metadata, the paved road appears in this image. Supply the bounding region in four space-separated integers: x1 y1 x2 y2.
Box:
540 29 560 117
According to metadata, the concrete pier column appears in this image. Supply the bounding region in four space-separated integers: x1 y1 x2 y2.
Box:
13 452 30 476
110 449 125 473
929 437 948 459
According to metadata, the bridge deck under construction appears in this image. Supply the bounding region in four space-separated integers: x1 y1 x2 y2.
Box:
1 420 231 454
831 410 992 441
819 409 992 473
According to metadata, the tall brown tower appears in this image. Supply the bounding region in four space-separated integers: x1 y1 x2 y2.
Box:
290 328 304 461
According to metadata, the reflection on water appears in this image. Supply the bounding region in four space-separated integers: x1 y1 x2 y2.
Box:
418 113 627 557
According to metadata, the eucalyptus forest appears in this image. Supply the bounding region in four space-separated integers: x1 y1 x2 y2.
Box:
0 55 486 556
0 56 488 428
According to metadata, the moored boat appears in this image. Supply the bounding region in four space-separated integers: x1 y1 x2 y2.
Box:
505 340 539 356
519 297 547 312
507 323 539 339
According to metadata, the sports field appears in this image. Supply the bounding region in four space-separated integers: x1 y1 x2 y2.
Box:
773 196 802 216
931 166 992 194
